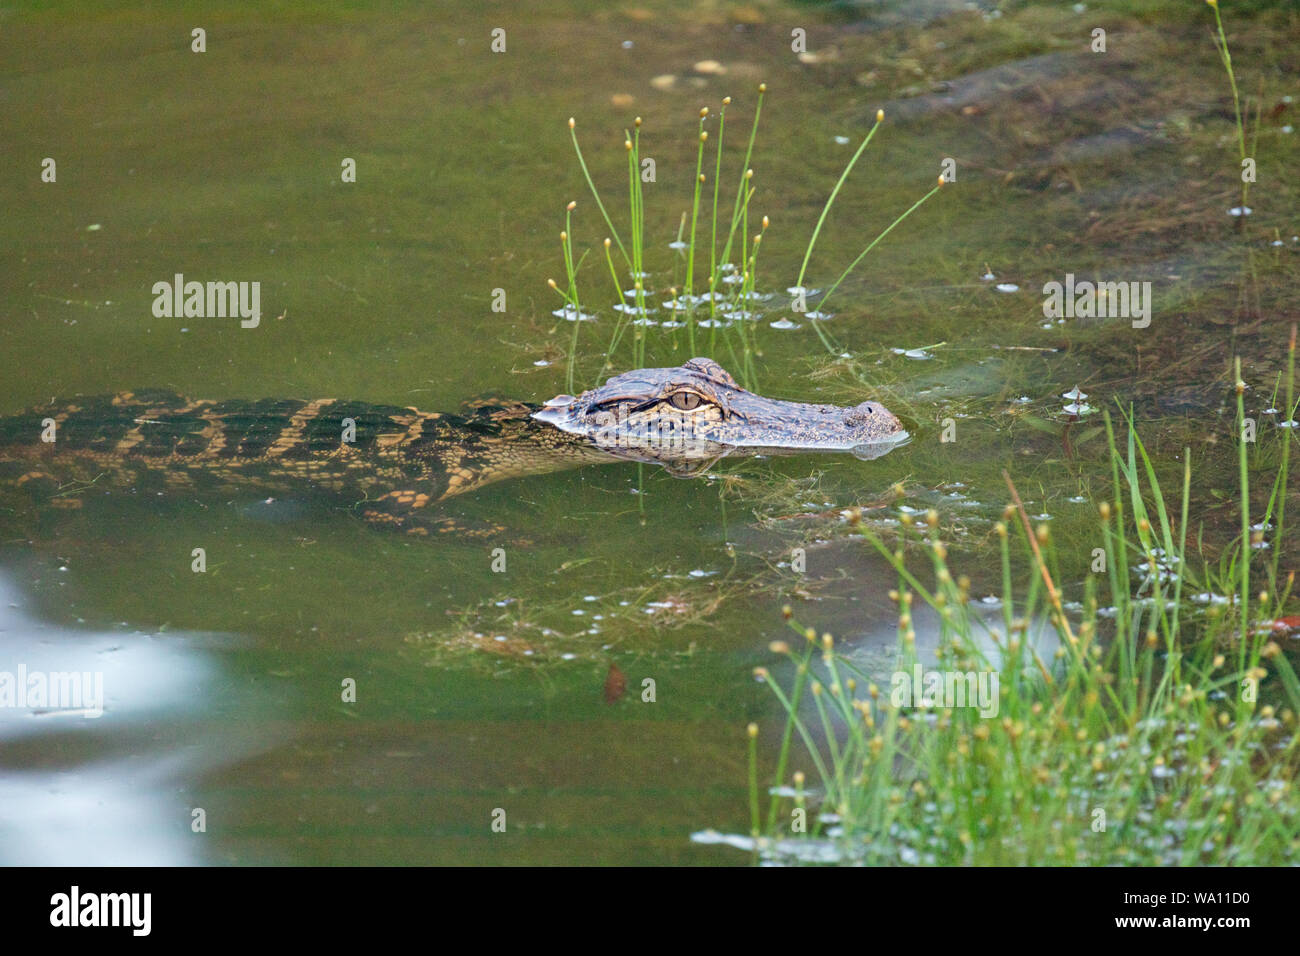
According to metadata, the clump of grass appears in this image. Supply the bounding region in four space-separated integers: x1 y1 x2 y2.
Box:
724 342 1300 865
549 88 944 392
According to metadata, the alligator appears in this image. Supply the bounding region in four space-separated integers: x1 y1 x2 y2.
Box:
0 358 906 536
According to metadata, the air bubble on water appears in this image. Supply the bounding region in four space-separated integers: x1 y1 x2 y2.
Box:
770 318 800 329
721 272 745 285
1062 386 1088 401
533 360 550 367
1280 420 1299 429
1063 402 1094 415
1228 206 1253 217
659 320 684 329
668 240 687 250
980 271 996 281
995 282 1019 293
804 310 833 320
834 135 850 145
787 286 820 296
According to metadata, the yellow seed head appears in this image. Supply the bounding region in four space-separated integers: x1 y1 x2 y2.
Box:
604 237 611 249
699 106 709 118
1099 501 1111 521
634 116 642 127
567 200 576 211
876 108 884 122
559 231 567 242
821 633 834 651
747 722 758 738
700 131 708 142
745 168 754 179
568 117 575 129
546 278 558 289
769 640 790 654
722 96 731 106
762 215 770 229
758 82 767 93
937 175 945 187
781 604 792 620
699 173 706 183
804 627 816 643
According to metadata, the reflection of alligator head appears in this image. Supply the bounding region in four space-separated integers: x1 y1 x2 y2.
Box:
534 357 908 476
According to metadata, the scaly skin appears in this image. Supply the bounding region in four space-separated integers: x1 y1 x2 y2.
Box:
0 359 906 534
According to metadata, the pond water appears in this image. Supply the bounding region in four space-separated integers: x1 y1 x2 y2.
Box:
1 0 1296 864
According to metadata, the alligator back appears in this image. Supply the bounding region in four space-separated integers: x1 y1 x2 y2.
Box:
0 390 602 533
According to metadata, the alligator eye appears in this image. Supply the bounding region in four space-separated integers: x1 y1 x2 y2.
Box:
669 391 703 411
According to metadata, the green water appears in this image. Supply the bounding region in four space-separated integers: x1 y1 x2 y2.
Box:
1 0 1296 864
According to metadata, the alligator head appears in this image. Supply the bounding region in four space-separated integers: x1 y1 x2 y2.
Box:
532 357 908 476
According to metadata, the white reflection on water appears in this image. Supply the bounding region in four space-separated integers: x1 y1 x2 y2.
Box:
0 570 263 865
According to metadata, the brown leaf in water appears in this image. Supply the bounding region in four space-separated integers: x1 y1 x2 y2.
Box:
604 662 627 704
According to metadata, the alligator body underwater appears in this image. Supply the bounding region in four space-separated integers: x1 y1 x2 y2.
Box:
0 358 907 536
